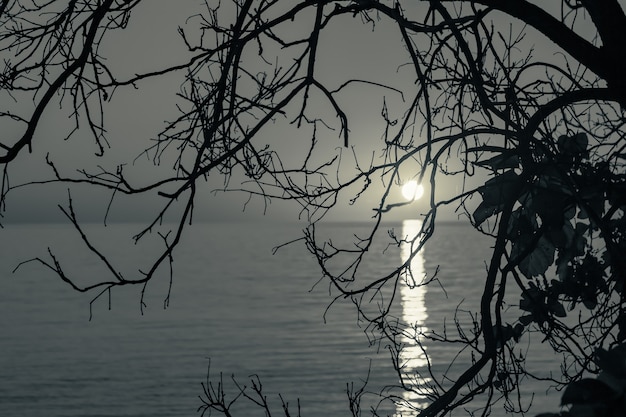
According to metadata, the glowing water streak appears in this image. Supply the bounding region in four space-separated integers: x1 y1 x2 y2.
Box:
395 219 430 416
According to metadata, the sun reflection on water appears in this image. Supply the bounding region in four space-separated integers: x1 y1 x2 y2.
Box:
395 219 430 416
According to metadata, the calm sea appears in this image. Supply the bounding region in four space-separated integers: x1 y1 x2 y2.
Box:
0 221 561 416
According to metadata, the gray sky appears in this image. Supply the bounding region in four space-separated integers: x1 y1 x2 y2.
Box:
3 1 438 224
2 1 603 225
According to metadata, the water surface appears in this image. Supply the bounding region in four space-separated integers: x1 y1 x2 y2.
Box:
0 221 561 416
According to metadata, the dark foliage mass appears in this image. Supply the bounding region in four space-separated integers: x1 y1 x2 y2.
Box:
1 1 625 416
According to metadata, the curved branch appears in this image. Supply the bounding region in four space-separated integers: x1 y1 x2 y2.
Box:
523 87 620 139
468 0 605 78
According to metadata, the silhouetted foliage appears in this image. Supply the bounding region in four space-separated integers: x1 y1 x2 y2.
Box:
1 1 625 416
537 343 626 417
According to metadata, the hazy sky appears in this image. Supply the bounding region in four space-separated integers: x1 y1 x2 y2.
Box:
1 1 603 225
3 1 434 224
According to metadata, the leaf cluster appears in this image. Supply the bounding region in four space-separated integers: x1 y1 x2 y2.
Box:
538 344 626 417
474 132 625 339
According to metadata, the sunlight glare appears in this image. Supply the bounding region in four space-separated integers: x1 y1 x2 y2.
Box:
401 181 425 201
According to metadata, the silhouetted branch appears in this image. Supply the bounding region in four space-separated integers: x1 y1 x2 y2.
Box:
2 1 626 416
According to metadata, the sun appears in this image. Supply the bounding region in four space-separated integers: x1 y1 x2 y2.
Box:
401 181 425 201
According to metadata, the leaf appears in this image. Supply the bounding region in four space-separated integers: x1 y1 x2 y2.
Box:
536 165 571 192
493 323 523 346
572 132 589 155
520 286 544 312
506 206 537 240
618 315 626 343
556 255 573 282
582 297 597 310
557 132 589 158
475 152 520 170
597 371 623 394
561 378 616 405
518 288 551 325
513 323 524 341
473 170 520 225
607 178 626 207
579 185 605 218
595 345 626 378
548 298 566 317
546 220 575 249
481 170 519 204
574 223 588 254
569 403 604 417
473 200 500 226
518 235 555 278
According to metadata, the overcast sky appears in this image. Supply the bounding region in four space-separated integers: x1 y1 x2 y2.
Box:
2 1 602 225
2 1 428 224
